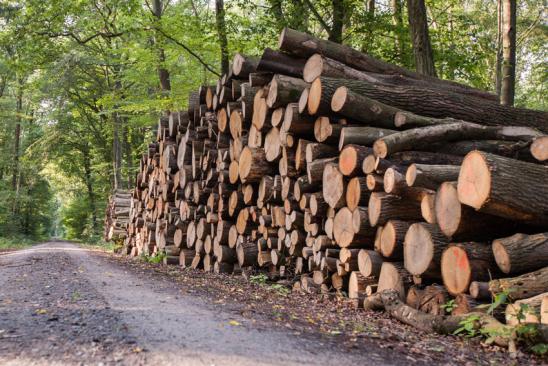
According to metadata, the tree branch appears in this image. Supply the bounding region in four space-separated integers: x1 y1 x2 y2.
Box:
155 27 221 77
301 0 332 36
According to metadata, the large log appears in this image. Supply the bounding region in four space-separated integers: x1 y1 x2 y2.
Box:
310 77 548 133
280 29 498 101
457 151 548 225
434 182 516 240
373 122 542 158
492 232 548 275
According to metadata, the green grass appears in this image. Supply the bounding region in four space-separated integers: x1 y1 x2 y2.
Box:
0 235 41 250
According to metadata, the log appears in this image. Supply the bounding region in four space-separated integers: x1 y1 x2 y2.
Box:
404 223 449 277
505 293 546 326
440 242 499 295
333 207 375 248
377 262 413 300
338 144 373 177
379 220 411 260
358 249 383 278
267 74 310 109
457 151 548 225
346 177 369 211
310 76 548 133
405 164 460 190
281 29 498 101
492 232 548 275
406 285 449 316
368 192 422 227
338 126 396 151
434 182 515 240
348 272 376 299
373 122 542 158
531 136 548 162
420 190 437 224
488 267 548 301
232 54 259 77
257 48 306 77
239 147 273 183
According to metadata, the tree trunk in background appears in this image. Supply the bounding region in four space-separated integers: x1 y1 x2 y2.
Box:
391 0 405 65
112 112 123 190
152 0 171 92
362 0 375 52
83 145 98 232
406 0 437 77
215 0 230 75
495 0 503 96
12 78 23 192
123 122 133 188
330 0 345 44
500 0 516 106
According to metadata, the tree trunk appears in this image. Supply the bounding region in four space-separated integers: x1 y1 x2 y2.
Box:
83 146 98 232
406 0 437 77
152 0 171 91
391 0 406 65
330 0 345 43
215 0 230 75
500 0 516 105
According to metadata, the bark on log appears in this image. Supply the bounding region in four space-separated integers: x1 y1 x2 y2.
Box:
267 74 310 109
505 292 546 326
368 192 422 227
377 262 413 300
404 223 449 277
457 151 548 225
488 267 548 301
492 232 548 275
338 126 396 151
405 164 460 190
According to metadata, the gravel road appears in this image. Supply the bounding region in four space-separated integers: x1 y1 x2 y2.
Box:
0 242 410 366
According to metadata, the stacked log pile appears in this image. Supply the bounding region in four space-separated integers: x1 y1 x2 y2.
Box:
110 28 548 332
104 190 132 242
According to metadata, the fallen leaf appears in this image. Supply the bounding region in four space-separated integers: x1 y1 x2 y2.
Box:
36 309 47 314
228 320 241 326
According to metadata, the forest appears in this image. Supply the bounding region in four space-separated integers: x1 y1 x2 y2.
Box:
0 0 545 244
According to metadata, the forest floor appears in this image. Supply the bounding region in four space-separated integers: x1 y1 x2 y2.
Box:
0 241 542 365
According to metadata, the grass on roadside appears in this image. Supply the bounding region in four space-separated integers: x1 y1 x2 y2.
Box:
0 235 41 251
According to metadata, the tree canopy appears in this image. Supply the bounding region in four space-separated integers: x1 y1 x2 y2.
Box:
0 0 545 242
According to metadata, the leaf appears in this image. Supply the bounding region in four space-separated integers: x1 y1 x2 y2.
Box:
228 320 241 326
35 309 47 314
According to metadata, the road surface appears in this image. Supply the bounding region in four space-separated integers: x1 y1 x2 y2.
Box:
0 242 410 365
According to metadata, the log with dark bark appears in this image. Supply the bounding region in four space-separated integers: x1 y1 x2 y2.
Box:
457 151 548 225
312 77 548 133
257 48 306 77
405 164 460 190
267 74 310 109
488 266 548 301
368 192 422 226
373 121 542 158
280 29 498 101
492 232 548 275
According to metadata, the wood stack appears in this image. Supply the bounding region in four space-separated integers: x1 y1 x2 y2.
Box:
110 28 548 330
104 190 132 242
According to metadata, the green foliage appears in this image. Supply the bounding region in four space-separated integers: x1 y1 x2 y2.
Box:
454 314 482 337
0 0 545 248
141 251 166 264
250 273 269 285
441 299 456 314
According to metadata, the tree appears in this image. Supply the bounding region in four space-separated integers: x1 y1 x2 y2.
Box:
406 0 437 77
215 0 229 74
500 0 516 105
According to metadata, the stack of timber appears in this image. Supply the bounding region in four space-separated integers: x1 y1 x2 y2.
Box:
108 28 548 338
104 190 132 242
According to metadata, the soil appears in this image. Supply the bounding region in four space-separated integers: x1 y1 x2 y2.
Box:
0 241 541 365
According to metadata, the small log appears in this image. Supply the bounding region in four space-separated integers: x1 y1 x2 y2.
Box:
377 262 413 300
358 249 383 278
380 220 411 260
488 267 548 301
368 192 422 227
267 74 309 108
505 293 546 326
405 164 460 190
349 271 376 299
346 177 370 211
239 147 273 183
322 163 345 208
338 144 373 177
531 136 548 162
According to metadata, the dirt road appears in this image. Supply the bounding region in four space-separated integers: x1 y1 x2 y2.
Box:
0 242 409 365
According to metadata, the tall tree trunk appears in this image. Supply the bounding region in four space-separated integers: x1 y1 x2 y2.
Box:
123 121 133 188
330 0 345 44
215 0 229 74
406 0 437 77
152 0 171 92
500 0 516 106
12 77 23 191
82 146 98 232
495 0 503 96
112 112 123 190
362 0 375 52
391 0 405 65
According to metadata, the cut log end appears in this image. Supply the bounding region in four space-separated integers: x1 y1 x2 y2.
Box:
330 86 347 113
440 246 472 295
303 54 324 83
307 78 322 115
531 136 548 161
457 151 490 210
434 182 461 237
373 140 388 159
